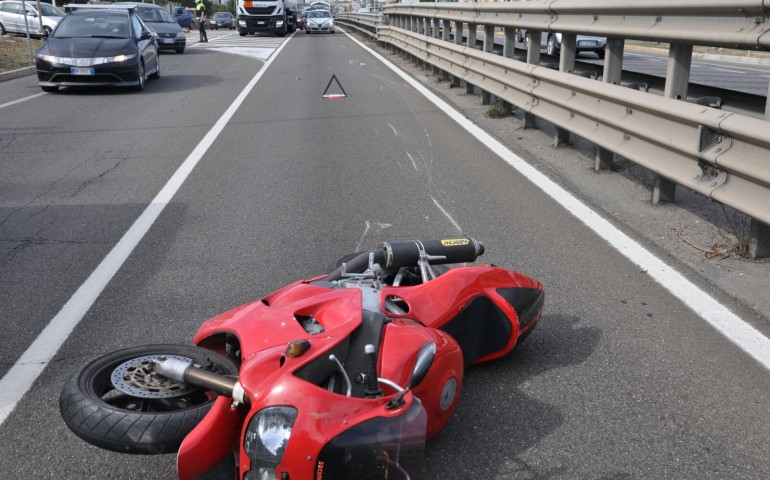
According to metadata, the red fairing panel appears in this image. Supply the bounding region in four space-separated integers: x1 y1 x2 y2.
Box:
379 320 464 439
177 396 245 480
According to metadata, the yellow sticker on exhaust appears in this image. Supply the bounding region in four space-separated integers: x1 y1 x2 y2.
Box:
441 238 470 247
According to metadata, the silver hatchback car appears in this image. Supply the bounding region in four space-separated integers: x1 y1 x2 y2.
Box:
0 0 64 37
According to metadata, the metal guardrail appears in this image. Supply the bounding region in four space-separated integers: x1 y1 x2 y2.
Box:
383 0 770 50
336 3 770 257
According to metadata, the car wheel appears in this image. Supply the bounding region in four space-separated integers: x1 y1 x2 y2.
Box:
44 25 52 37
135 61 145 92
149 56 160 80
239 31 246 36
547 35 558 56
0 21 6 35
41 85 58 93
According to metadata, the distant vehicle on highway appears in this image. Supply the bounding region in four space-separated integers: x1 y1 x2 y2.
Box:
305 8 333 34
519 29 607 59
209 11 234 30
0 0 64 37
114 2 186 54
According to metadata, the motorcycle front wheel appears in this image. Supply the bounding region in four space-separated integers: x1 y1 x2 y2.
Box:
60 344 238 454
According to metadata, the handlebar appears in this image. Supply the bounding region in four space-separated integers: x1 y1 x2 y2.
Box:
325 237 484 281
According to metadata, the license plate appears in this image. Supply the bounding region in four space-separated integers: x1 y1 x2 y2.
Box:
162 38 174 44
579 41 598 47
257 20 265 25
71 68 94 76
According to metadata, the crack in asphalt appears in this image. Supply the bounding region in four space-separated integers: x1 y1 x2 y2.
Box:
0 151 127 227
0 236 109 268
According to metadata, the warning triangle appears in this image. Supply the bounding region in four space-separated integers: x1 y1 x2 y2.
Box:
322 74 348 100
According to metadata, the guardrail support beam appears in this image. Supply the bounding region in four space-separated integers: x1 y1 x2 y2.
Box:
652 43 695 204
503 26 516 59
468 24 478 50
484 26 494 53
749 220 770 259
652 175 677 204
454 21 463 46
664 43 693 101
524 31 543 129
555 34 577 147
595 38 625 170
765 82 770 121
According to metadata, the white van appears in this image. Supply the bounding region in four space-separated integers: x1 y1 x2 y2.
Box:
0 0 64 37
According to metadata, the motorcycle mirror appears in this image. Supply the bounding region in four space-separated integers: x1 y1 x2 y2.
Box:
408 342 436 390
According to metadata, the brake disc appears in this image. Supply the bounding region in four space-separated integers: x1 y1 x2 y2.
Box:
111 354 198 399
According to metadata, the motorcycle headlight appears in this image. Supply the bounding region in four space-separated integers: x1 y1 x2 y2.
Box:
244 406 297 480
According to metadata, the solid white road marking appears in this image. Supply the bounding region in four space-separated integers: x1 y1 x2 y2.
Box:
341 28 770 372
0 93 46 110
0 34 295 427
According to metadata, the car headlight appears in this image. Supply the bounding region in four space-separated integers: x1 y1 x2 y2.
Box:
36 54 136 65
276 20 284 26
176 31 186 38
244 406 297 480
239 19 246 26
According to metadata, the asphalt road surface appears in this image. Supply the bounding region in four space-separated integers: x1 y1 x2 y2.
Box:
0 29 768 479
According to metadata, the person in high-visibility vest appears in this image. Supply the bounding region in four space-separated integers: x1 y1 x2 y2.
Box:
196 0 208 42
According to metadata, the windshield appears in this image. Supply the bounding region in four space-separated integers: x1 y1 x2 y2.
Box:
52 14 130 39
39 3 64 17
135 8 176 24
213 12 229 18
307 11 330 19
315 400 427 479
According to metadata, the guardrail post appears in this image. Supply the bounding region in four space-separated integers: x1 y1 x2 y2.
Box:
749 220 770 259
480 26 496 105
554 33 577 147
454 21 463 46
452 21 464 88
524 31 542 129
483 25 494 53
595 38 625 170
503 26 515 59
651 43 695 204
765 81 770 121
442 19 450 42
468 24 478 50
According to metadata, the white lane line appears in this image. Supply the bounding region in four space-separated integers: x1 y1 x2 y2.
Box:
0 93 46 110
342 28 770 372
0 35 294 427
387 122 398 136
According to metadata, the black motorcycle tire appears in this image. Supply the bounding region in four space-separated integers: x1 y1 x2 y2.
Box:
60 344 238 455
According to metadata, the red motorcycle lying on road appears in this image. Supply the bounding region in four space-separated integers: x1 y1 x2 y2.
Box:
60 237 544 479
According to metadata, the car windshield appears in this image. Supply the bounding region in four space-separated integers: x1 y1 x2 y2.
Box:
135 8 176 24
52 14 130 39
38 3 64 17
213 12 229 18
307 11 330 18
